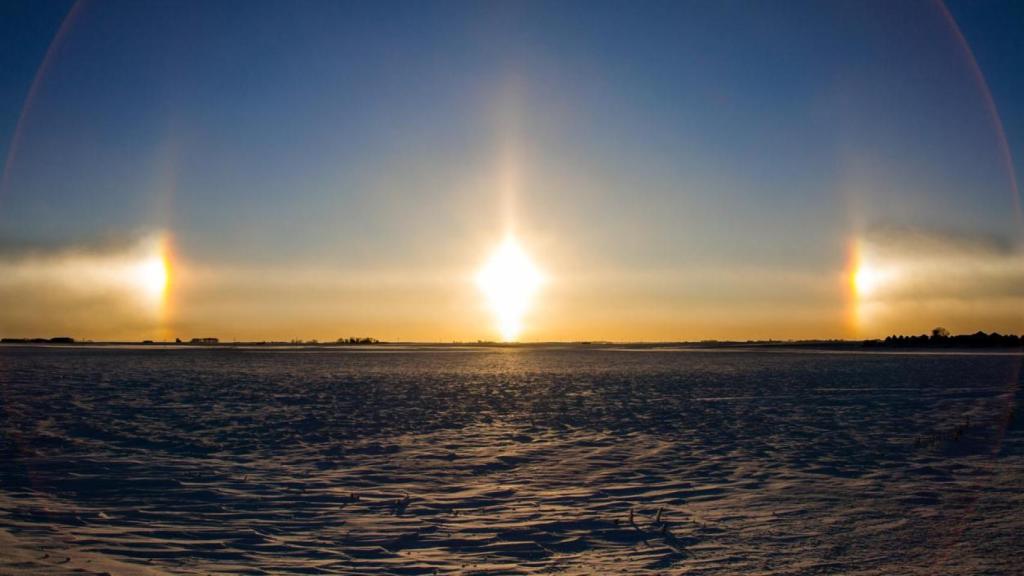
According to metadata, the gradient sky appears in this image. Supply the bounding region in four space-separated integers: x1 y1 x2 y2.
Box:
1 0 1023 342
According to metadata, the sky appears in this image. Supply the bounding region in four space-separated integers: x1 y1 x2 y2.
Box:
0 0 1023 342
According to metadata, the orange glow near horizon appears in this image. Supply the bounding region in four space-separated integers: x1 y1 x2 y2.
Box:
476 236 543 341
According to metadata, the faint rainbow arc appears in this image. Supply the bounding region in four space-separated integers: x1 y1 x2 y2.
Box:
0 0 85 198
925 6 1022 570
844 2 1023 339
936 0 1023 232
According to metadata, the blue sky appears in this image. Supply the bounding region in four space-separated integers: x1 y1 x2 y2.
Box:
1 0 1022 340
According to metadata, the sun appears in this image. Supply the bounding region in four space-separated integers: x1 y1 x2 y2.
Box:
477 237 543 341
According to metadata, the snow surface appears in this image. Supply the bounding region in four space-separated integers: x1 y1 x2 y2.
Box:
1 346 1022 574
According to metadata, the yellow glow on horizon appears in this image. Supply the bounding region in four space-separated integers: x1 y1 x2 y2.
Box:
476 237 543 341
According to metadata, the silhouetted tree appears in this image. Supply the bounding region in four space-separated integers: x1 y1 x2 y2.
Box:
866 329 1022 349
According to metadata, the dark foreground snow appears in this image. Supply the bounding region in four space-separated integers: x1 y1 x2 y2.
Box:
1 345 1022 574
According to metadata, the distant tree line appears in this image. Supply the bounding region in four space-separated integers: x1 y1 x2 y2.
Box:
1 336 75 344
864 327 1023 349
337 337 379 344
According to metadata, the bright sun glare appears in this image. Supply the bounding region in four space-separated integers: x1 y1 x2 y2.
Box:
132 237 170 305
852 264 881 297
477 237 543 341
136 257 169 300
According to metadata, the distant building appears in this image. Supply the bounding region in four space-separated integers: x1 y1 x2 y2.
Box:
190 337 219 344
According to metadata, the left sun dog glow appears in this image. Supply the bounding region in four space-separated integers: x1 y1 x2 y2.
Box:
134 235 170 304
1 233 173 312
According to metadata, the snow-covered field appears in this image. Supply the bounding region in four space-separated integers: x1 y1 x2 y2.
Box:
1 345 1022 575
